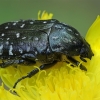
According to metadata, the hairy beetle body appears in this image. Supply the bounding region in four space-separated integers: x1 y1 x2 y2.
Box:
0 19 94 88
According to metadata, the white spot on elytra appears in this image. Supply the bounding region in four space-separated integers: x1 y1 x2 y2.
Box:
16 33 20 38
67 28 72 32
75 33 79 36
35 51 37 55
9 45 13 55
6 41 9 45
43 21 47 23
52 36 58 40
73 40 77 44
5 26 8 29
13 22 17 25
7 38 10 40
34 37 38 41
0 45 3 55
1 33 5 36
22 37 26 39
30 22 34 24
19 48 23 54
20 24 25 28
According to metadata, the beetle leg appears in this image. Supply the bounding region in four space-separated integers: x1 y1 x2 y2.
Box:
67 56 87 71
0 58 36 68
0 59 25 68
13 60 57 89
0 53 36 68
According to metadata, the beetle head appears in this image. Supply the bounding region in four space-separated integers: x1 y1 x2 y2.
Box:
80 40 94 62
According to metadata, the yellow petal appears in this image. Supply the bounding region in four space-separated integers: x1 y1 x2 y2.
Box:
85 15 100 80
86 15 100 55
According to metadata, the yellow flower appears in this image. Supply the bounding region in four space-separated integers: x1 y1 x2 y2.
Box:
0 11 100 100
38 10 53 20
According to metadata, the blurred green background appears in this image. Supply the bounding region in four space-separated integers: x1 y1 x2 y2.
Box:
0 0 100 36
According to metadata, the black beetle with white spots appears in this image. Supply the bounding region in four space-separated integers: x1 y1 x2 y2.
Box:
0 19 94 89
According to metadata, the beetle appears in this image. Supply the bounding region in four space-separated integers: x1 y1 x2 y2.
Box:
0 19 94 88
